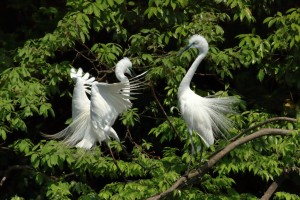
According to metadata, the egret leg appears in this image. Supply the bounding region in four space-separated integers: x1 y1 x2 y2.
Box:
185 131 195 176
199 142 203 163
195 141 206 172
189 132 195 157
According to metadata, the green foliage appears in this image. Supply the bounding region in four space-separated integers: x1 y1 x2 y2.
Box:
0 0 299 199
274 192 300 200
120 108 140 127
46 181 72 200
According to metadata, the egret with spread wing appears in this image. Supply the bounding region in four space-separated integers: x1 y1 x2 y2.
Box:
178 35 238 158
44 58 145 149
76 58 144 148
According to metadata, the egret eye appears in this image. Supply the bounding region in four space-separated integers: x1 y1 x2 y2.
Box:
192 41 199 46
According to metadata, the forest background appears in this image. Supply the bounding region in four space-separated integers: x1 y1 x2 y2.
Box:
0 0 299 199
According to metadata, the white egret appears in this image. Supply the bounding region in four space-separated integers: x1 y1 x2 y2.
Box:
76 57 141 148
178 34 238 158
44 58 145 149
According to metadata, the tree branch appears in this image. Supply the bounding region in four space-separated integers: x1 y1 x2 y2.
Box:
230 117 297 141
0 165 32 187
149 82 180 138
260 168 293 200
209 117 297 159
147 128 294 200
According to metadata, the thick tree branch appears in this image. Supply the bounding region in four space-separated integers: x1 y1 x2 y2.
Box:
260 175 286 200
147 128 295 200
209 117 297 159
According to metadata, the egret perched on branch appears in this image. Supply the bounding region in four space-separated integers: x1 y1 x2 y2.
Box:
44 58 145 149
177 35 238 158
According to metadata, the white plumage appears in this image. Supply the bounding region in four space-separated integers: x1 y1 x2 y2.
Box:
45 58 145 149
178 35 238 151
70 67 95 120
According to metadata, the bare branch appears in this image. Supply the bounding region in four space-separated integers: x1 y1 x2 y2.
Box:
74 48 95 66
147 128 294 200
209 117 297 159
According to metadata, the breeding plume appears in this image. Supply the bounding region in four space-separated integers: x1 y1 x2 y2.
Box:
178 35 238 155
44 58 144 149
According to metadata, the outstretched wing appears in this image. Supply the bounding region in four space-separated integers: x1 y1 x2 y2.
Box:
90 81 138 129
70 68 95 84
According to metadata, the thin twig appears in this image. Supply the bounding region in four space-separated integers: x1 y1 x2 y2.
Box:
107 145 127 182
74 48 96 67
147 128 294 200
149 81 180 138
140 114 164 120
79 42 111 70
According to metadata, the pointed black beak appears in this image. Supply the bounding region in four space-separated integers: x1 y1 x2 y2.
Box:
177 43 192 56
129 68 136 77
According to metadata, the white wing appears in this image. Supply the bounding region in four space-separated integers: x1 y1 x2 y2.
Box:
71 78 90 119
69 78 144 149
90 81 135 129
70 67 95 119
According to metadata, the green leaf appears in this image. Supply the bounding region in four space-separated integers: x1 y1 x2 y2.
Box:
35 173 44 185
257 69 265 82
0 129 6 140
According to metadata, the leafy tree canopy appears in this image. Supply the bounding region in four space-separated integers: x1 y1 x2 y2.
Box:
0 0 299 199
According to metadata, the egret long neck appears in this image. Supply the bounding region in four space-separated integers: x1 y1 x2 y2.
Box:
178 52 206 94
117 74 130 96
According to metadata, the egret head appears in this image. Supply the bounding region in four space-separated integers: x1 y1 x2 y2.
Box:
115 57 135 79
178 34 209 56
